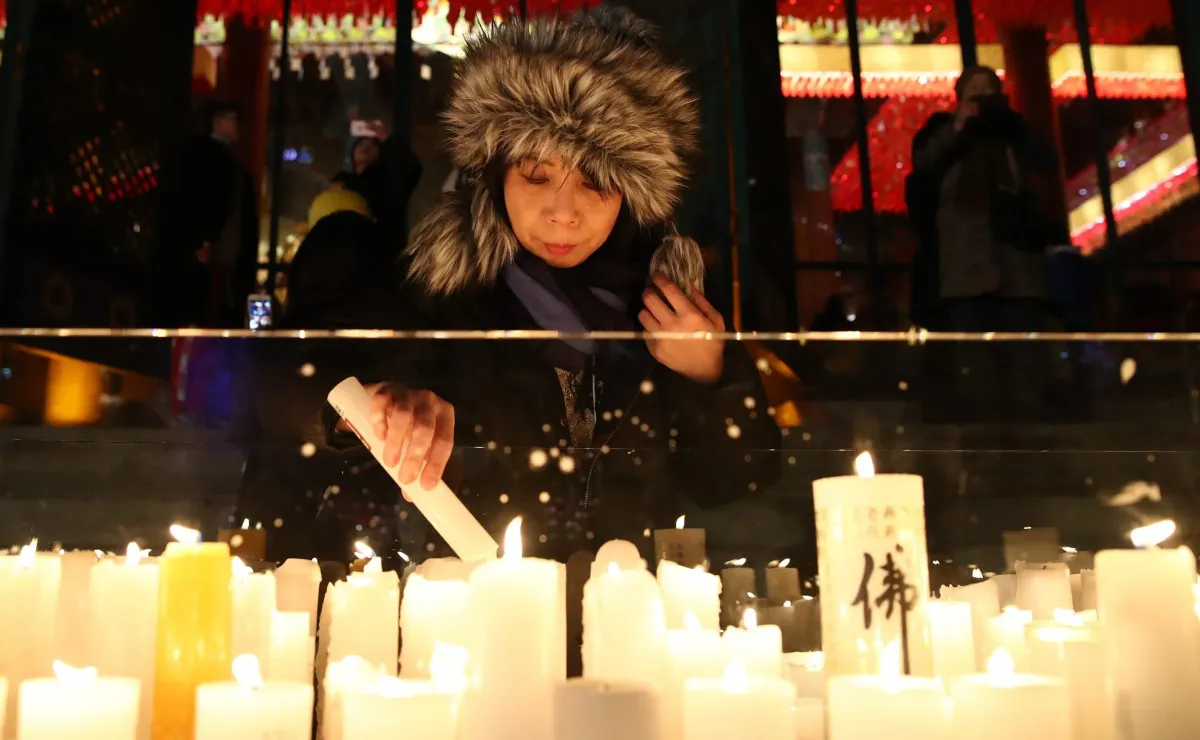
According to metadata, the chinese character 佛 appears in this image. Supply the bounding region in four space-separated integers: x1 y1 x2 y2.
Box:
850 544 918 672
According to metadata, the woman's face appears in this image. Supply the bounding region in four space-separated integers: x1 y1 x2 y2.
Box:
353 138 381 173
503 157 623 268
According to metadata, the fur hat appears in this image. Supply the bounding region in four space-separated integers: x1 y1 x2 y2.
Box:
406 6 706 297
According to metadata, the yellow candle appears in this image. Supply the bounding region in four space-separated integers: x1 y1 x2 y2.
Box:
151 526 232 739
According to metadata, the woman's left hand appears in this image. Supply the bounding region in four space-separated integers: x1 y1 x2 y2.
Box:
639 273 726 385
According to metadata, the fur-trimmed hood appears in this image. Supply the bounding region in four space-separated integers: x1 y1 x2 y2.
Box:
406 6 705 298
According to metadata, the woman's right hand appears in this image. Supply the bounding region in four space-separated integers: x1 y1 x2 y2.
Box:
365 383 455 493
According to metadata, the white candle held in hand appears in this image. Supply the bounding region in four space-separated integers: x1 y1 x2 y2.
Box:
194 655 313 740
18 661 139 740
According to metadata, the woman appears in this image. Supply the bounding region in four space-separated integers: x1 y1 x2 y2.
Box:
332 124 424 256
349 7 779 558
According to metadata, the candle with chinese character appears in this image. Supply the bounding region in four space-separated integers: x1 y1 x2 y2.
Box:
458 518 562 740
194 655 312 740
0 543 60 740
1013 562 1073 619
267 611 313 683
327 557 400 675
274 558 321 636
151 525 232 740
927 600 975 679
654 515 706 569
657 561 720 631
554 679 661 740
89 544 158 740
765 559 801 603
18 662 139 740
400 574 469 678
583 562 667 688
812 453 931 676
948 649 1069 740
664 614 724 740
683 660 792 740
827 642 950 740
721 608 782 679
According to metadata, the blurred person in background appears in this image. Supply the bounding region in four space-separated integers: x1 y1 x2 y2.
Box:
331 121 424 257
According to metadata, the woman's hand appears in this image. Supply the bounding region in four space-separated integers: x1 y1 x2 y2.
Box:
639 273 726 385
366 383 455 495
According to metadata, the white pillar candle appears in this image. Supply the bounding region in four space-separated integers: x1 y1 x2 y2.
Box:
583 563 667 687
274 558 321 636
328 558 399 675
195 655 312 740
0 545 61 740
664 616 724 740
765 561 801 603
415 557 483 582
1024 612 1087 677
783 652 825 701
320 657 385 740
722 608 783 679
18 662 138 740
948 649 1069 740
1013 562 1073 619
592 540 646 577
683 660 793 740
759 602 802 653
927 601 975 679
399 575 469 679
458 518 561 740
231 559 276 672
554 679 661 740
657 561 720 631
88 545 158 740
812 455 931 676
827 643 950 740
990 573 1017 608
54 552 96 667
267 611 313 683
939 580 999 670
793 697 825 740
986 607 1032 672
1076 569 1096 611
341 644 465 740
1095 543 1200 736
719 565 756 621
1061 631 1116 740
654 516 706 569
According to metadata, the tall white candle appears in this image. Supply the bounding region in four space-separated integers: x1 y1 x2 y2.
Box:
765 560 801 603
459 518 561 740
274 558 322 636
721 609 782 679
231 558 276 672
683 660 792 740
664 615 724 740
939 579 999 670
399 575 469 679
1013 562 1073 619
784 652 825 700
554 679 661 740
583 562 667 688
813 454 931 676
320 657 385 740
267 611 313 684
18 662 139 740
827 643 950 740
0 544 61 740
654 516 706 569
341 643 465 740
948 649 1068 740
657 561 720 631
719 565 755 622
327 558 399 675
986 607 1032 672
927 600 975 679
88 545 158 740
54 552 96 667
194 655 312 740
1095 539 1200 737
1061 631 1116 740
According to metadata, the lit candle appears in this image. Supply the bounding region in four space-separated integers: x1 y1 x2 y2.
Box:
722 608 783 679
683 660 793 740
399 574 469 678
194 655 312 740
783 651 825 700
1094 520 1200 736
939 580 999 670
0 541 61 739
266 611 313 684
1024 610 1086 677
1076 570 1096 611
948 649 1069 740
54 551 97 666
327 556 399 674
88 544 158 740
657 560 720 631
340 644 465 740
927 600 975 679
320 657 385 740
231 558 275 672
554 679 662 740
812 453 932 676
654 515 706 569
765 558 801 603
1012 562 1073 619
583 562 668 687
664 614 724 740
827 642 950 740
18 661 139 740
1060 630 1116 740
459 518 562 740
591 540 645 578
986 607 1032 672
152 524 232 739
273 558 321 636
327 377 499 562
718 560 755 623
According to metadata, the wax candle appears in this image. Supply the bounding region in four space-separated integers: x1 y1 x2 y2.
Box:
327 377 499 562
664 614 724 740
267 611 313 683
194 655 312 740
722 608 782 679
683 660 793 740
554 679 661 740
765 559 801 603
400 574 469 678
1025 611 1087 677
718 563 755 623
948 649 1069 740
341 677 462 740
0 678 6 738
813 454 932 676
416 557 483 582
18 661 139 740
654 515 706 569
793 697 825 740
320 657 385 740
231 558 275 672
583 562 668 687
151 526 233 740
327 557 400 675
990 574 1017 608
1061 631 1116 740
827 643 950 740
458 518 562 740
89 544 158 740
783 652 825 700
657 560 720 631
54 552 96 667
0 543 61 740
758 602 802 653
592 540 645 577
274 558 321 636
927 601 975 678
1013 562 1073 619
1095 540 1200 737
939 580 999 670
986 607 1032 672
1076 569 1096 611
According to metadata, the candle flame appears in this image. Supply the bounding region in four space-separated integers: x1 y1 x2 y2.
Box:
1061 546 1078 553
503 517 523 561
986 648 1016 681
971 567 983 579
683 612 701 632
396 550 411 563
1054 608 1083 626
802 594 814 601
778 558 791 568
879 640 903 685
784 600 792 607
725 557 746 566
232 556 253 578
854 451 875 478
232 654 264 689
365 557 383 574
742 607 758 629
1130 519 1176 548
607 561 621 577
241 518 250 529
52 661 97 686
169 524 200 544
675 515 686 530
430 642 469 690
722 659 749 693
353 540 376 561
18 539 36 567
124 542 142 567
